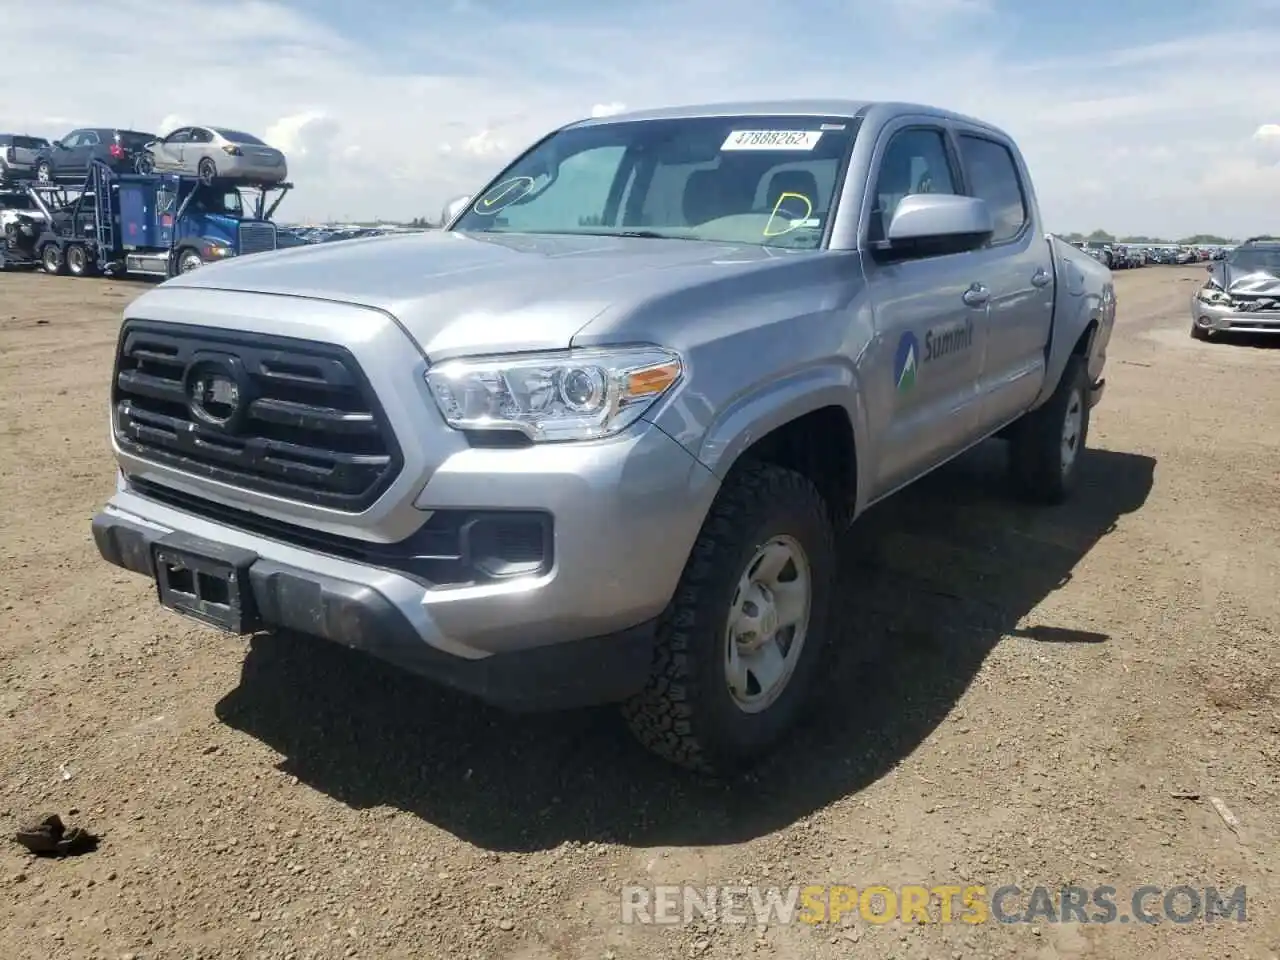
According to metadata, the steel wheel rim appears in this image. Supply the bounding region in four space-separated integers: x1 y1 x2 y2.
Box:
42 247 58 270
723 534 812 714
68 247 83 270
37 165 50 183
180 252 202 273
1061 389 1083 474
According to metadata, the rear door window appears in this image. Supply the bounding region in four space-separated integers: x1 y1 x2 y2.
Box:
956 134 1028 243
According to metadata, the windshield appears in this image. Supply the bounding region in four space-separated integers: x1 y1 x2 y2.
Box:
450 115 860 249
1228 246 1280 274
214 129 266 146
191 186 244 216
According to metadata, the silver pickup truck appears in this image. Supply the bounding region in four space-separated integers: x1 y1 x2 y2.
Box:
91 99 1115 774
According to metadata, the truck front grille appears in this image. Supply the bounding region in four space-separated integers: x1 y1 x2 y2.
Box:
112 320 403 512
237 221 276 256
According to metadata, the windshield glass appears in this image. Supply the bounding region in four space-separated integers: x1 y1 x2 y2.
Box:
191 185 244 216
214 129 266 145
1228 246 1280 274
450 115 860 249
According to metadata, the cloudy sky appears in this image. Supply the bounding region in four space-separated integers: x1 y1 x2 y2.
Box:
4 0 1278 237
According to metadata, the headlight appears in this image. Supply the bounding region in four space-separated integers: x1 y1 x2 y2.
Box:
1196 287 1229 304
425 346 683 442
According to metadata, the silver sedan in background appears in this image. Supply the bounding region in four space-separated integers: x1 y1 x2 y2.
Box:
139 126 288 185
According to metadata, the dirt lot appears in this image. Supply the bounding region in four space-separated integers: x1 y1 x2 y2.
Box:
1 265 1277 960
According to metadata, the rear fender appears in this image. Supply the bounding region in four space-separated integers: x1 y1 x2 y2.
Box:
1034 238 1115 406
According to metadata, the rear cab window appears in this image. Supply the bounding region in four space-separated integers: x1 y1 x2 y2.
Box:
956 133 1028 243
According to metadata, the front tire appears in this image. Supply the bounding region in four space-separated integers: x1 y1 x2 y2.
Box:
176 248 204 274
622 462 836 775
1007 353 1090 504
35 161 52 183
1189 319 1211 341
197 158 217 185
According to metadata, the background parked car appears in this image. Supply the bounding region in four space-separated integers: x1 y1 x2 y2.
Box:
35 128 155 183
0 134 52 182
138 126 288 185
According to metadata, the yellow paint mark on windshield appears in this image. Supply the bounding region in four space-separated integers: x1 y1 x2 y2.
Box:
473 176 535 215
763 192 813 237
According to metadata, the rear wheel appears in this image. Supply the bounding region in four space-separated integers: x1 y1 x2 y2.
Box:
197 158 217 185
40 243 65 275
65 244 94 277
135 154 154 175
1007 354 1090 504
621 461 836 775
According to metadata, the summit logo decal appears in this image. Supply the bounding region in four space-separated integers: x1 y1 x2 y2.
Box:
894 331 919 393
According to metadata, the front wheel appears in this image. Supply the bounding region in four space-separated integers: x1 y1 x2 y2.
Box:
1007 354 1090 504
197 158 216 185
135 155 154 175
621 462 836 775
176 248 204 274
35 161 52 183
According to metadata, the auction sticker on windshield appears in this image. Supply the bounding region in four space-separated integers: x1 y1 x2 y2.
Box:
721 130 823 151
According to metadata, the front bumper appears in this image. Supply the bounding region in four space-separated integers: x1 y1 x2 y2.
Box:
93 417 719 710
1191 297 1280 334
93 506 658 712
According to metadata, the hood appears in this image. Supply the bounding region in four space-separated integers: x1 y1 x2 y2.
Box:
1208 260 1280 296
155 229 812 358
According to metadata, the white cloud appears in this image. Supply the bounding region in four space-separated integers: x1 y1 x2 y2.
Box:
591 102 627 118
2 0 1278 236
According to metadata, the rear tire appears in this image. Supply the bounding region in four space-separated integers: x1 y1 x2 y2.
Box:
40 243 65 275
65 243 94 277
1007 354 1090 505
135 155 154 175
621 461 836 775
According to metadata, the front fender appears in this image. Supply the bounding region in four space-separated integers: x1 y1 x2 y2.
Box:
651 361 868 505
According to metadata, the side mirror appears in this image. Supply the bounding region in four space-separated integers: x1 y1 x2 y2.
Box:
441 194 472 227
882 194 993 252
51 140 64 149
1204 263 1214 273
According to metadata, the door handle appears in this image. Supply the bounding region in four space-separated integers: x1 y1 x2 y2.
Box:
1031 267 1052 287
962 283 989 307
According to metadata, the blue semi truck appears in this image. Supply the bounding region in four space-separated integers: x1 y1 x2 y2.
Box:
0 158 291 279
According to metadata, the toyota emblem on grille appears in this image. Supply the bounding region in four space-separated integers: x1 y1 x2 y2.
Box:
189 370 241 427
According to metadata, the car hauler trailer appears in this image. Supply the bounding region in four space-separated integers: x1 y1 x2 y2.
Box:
22 159 291 279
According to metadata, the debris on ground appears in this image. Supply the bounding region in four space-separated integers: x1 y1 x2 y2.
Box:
12 813 99 857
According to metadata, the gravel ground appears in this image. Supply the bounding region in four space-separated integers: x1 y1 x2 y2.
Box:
0 265 1277 960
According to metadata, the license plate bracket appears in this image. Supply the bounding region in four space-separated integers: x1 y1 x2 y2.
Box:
151 534 261 634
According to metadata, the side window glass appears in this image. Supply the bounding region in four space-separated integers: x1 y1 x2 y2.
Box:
957 134 1028 243
82 131 100 146
63 133 83 148
868 128 957 243
191 128 213 144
